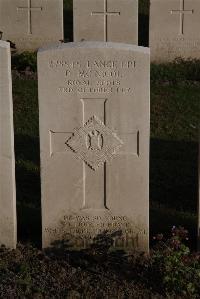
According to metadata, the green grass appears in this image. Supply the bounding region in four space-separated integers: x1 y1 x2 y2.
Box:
150 83 199 213
12 78 41 245
151 84 199 141
13 79 38 136
150 204 197 248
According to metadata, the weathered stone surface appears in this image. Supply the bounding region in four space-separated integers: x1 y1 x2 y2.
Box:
38 42 150 252
73 0 138 44
150 0 200 62
0 0 63 51
0 41 16 248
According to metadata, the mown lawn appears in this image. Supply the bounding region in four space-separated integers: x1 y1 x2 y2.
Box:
150 83 199 248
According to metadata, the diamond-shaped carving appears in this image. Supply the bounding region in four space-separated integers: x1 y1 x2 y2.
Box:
66 115 123 170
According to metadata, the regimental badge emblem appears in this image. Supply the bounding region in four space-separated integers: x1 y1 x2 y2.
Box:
66 115 123 170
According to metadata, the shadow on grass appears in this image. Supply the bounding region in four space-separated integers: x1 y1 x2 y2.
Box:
45 231 137 282
15 134 40 164
64 5 73 42
139 13 149 47
150 204 197 250
150 138 198 212
150 138 198 249
15 134 41 247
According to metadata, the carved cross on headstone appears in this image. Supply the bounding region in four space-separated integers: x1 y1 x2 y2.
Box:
91 0 120 41
17 0 43 34
50 98 139 211
171 0 194 35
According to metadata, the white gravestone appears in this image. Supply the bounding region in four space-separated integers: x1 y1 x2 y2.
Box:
150 0 200 62
0 41 16 248
0 0 63 51
38 42 150 252
73 0 138 44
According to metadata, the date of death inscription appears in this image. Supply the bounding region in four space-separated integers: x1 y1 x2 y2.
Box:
48 59 137 95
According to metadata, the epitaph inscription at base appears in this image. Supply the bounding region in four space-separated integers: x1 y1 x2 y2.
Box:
38 42 150 252
0 41 16 248
150 0 200 62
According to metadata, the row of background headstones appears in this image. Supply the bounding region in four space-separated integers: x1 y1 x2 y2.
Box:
65 0 149 47
1 0 199 62
0 0 141 50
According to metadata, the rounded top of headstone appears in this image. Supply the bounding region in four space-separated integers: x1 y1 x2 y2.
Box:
38 41 150 55
0 40 10 48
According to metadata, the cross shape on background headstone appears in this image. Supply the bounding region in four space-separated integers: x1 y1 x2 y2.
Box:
171 0 194 35
17 0 43 34
50 98 139 211
91 0 120 41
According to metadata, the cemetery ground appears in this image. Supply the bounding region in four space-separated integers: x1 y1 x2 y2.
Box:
0 55 199 298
